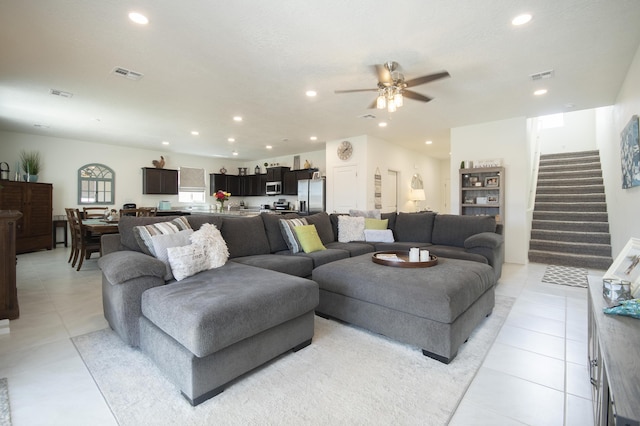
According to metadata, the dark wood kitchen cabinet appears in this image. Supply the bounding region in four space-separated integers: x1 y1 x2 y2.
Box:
142 168 178 195
0 181 52 254
0 210 21 320
209 174 240 196
265 166 290 182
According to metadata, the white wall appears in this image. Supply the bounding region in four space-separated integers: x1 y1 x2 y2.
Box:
535 109 597 155
0 130 326 214
451 117 529 264
324 135 443 214
597 43 640 256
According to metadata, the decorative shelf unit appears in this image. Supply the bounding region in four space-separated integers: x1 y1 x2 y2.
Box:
459 167 504 224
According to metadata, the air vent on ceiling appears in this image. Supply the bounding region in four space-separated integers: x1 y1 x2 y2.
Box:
529 70 554 81
359 114 377 119
112 67 144 81
50 89 73 98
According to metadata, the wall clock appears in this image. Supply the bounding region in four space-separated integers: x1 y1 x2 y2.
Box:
337 140 353 160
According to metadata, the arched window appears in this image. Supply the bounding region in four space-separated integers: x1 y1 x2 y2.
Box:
78 163 115 205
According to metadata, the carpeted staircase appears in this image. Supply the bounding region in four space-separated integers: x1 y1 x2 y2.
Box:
528 150 613 270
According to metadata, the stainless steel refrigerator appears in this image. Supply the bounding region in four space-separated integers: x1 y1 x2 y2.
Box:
298 178 326 215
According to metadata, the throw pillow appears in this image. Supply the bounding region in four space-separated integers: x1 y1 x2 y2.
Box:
166 244 210 281
364 218 388 230
133 216 192 256
189 223 229 268
338 215 365 242
279 217 308 254
294 225 326 253
364 229 395 243
150 229 195 280
349 209 381 219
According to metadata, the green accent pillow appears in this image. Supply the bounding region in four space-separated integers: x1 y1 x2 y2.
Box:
365 218 388 230
294 225 326 253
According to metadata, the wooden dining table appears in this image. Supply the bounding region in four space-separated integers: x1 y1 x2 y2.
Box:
82 219 119 235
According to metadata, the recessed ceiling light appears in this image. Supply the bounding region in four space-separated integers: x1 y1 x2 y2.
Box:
233 116 243 122
228 138 235 142
425 140 433 145
534 89 548 96
232 151 238 156
266 145 273 149
378 122 387 127
162 141 170 145
306 90 317 97
310 136 317 141
128 12 149 25
191 130 199 136
512 13 532 26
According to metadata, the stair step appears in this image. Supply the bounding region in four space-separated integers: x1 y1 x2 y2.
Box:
536 184 605 195
538 169 602 179
534 202 607 212
533 211 609 222
528 250 613 270
531 229 611 244
540 150 600 161
539 156 601 167
535 193 605 203
539 162 602 173
531 220 610 233
529 239 612 257
538 177 603 186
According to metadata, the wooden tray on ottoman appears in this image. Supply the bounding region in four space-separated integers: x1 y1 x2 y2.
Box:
372 251 438 268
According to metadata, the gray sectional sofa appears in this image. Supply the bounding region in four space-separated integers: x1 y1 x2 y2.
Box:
98 210 504 405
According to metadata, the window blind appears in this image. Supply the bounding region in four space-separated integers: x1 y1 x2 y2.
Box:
179 167 205 191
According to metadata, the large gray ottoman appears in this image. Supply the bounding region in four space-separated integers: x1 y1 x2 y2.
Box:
313 254 496 363
138 262 319 405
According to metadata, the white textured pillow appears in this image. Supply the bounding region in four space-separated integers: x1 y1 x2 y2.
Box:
150 229 194 280
164 224 229 281
364 229 395 243
190 223 229 268
338 215 365 242
166 244 210 281
279 217 309 253
349 209 381 219
133 217 192 256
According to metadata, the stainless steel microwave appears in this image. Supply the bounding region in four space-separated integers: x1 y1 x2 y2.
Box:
265 181 282 195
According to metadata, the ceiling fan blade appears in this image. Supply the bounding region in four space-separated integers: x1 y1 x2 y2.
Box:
367 98 378 109
403 90 432 103
404 71 450 87
373 64 392 85
334 88 378 94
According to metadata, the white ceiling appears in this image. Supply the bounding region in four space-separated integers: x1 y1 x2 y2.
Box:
1 1 640 160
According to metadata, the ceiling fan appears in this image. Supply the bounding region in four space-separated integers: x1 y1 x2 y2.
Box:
334 61 450 112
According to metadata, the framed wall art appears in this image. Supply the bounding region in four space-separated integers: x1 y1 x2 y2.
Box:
620 115 640 189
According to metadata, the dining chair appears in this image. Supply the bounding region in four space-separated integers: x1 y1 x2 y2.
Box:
64 208 79 264
72 208 101 271
119 207 157 217
82 206 108 219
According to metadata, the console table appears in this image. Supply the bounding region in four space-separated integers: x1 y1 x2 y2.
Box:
588 275 640 425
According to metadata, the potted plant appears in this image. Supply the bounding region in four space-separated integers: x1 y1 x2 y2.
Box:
20 150 41 182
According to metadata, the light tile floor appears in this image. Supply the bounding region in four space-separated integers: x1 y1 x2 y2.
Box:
1 248 596 425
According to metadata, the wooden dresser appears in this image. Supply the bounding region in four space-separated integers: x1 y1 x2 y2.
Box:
0 181 53 253
0 210 22 320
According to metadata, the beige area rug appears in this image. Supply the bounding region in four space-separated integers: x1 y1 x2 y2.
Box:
73 295 514 426
0 378 10 426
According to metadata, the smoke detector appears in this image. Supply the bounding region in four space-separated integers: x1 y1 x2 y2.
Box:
112 67 144 81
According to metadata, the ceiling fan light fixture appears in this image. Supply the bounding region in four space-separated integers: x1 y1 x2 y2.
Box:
394 92 403 107
376 95 386 109
387 100 397 113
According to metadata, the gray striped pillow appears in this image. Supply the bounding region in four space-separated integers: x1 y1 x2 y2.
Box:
279 217 308 254
133 216 192 256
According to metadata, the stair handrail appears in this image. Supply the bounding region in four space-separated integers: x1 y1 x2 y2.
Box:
528 136 542 212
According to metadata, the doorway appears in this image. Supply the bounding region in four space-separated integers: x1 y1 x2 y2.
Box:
383 169 398 212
